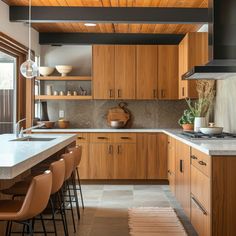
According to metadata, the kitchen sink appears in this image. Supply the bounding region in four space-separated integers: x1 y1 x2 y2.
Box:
10 136 56 142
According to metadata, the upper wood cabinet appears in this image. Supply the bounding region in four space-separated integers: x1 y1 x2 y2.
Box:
136 45 158 99
115 45 136 99
93 45 115 99
178 32 208 99
158 45 179 100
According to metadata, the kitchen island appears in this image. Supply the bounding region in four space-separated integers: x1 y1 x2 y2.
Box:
0 133 77 179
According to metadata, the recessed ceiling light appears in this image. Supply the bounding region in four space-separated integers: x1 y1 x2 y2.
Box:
84 23 97 27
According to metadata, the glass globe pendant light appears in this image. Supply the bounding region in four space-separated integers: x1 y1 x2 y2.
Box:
20 0 38 79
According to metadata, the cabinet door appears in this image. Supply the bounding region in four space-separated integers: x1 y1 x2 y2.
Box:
178 36 188 99
167 136 176 194
93 45 115 99
136 45 158 99
114 143 136 179
158 45 179 100
175 140 191 218
115 45 136 99
89 143 114 179
147 133 168 179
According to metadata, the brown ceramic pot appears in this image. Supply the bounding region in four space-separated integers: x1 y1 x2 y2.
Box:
182 124 194 131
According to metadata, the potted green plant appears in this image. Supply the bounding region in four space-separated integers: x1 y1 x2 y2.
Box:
178 109 195 131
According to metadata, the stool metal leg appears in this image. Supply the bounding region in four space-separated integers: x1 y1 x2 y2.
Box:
72 172 80 219
39 214 47 236
49 197 57 236
76 167 85 209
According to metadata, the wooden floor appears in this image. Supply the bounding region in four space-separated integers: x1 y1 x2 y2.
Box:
10 184 197 236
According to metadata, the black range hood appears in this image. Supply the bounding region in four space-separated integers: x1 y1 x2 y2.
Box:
183 0 236 80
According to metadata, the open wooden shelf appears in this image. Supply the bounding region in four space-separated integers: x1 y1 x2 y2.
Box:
35 95 92 100
36 76 92 81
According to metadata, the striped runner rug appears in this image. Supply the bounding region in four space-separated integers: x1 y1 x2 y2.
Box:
128 207 187 236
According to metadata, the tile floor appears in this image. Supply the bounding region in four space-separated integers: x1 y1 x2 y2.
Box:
11 184 197 235
69 184 197 236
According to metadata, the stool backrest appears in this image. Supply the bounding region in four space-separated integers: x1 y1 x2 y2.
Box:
49 159 65 194
61 152 74 180
17 170 52 220
68 145 82 168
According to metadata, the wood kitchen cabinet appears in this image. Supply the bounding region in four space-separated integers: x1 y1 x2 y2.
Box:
158 45 179 100
115 45 136 99
178 32 208 99
93 45 115 99
167 136 176 194
136 45 158 99
93 45 136 99
175 140 191 218
76 133 89 179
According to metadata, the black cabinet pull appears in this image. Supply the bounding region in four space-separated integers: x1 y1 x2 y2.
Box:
180 159 183 173
97 137 108 139
108 145 113 154
191 155 198 160
182 87 185 97
198 160 207 166
77 137 85 140
191 196 207 215
120 137 130 140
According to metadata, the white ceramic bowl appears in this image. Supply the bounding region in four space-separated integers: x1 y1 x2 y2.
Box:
55 65 73 76
200 127 223 135
39 67 55 76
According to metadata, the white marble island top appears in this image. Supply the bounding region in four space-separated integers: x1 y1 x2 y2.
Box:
33 128 236 156
0 133 77 179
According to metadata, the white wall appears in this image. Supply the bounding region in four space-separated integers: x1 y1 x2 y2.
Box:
0 1 40 55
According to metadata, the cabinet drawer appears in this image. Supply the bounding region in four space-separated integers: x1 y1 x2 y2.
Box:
76 133 89 143
90 133 113 143
191 195 211 236
191 165 210 212
191 148 210 177
114 133 136 143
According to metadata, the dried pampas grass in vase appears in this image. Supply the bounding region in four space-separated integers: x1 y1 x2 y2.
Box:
186 80 216 131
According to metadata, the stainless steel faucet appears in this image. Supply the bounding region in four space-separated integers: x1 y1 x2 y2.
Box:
15 118 26 138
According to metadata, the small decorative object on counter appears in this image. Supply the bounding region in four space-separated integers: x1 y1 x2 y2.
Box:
200 122 223 135
107 102 131 128
186 80 216 132
79 86 87 96
178 109 194 131
67 90 72 96
58 119 70 129
53 90 58 96
73 91 78 96
59 91 65 96
46 84 53 95
37 121 55 129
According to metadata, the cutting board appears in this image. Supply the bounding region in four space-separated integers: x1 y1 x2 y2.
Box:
107 102 130 126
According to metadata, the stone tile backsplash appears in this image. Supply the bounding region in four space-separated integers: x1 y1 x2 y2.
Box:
45 100 187 129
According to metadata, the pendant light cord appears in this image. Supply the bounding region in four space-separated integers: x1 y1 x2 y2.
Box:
28 0 32 60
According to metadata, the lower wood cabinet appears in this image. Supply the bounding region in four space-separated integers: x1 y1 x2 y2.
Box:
175 140 191 218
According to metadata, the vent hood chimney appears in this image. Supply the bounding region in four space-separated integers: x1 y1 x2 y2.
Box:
183 0 236 80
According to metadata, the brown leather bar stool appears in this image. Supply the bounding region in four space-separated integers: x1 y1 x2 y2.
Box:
0 170 52 236
67 145 84 216
2 159 69 236
61 151 77 233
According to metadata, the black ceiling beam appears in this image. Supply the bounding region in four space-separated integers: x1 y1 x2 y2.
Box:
10 7 208 24
39 33 185 45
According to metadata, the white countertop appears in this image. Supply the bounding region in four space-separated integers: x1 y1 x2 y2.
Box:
0 133 77 179
33 128 236 156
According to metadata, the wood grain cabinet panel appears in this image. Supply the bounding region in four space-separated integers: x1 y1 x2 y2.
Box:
115 45 136 99
136 45 158 99
175 140 191 218
178 32 208 99
93 45 115 99
114 143 137 179
89 143 114 179
158 45 179 100
147 133 168 179
167 136 176 194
